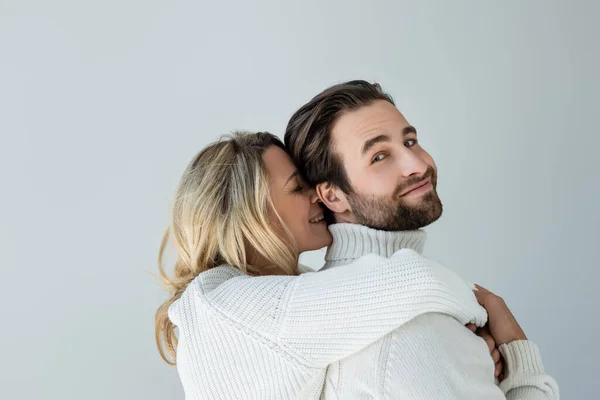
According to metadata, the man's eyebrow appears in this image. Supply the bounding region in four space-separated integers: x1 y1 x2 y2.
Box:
403 125 417 136
284 171 299 186
361 126 417 156
361 135 390 156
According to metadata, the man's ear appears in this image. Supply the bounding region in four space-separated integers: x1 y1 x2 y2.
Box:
316 182 351 214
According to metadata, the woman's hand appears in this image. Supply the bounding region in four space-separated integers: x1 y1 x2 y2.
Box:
473 284 527 346
466 323 504 379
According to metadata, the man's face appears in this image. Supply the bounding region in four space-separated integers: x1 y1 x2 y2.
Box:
327 100 443 231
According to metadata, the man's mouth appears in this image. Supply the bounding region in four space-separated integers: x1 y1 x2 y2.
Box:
399 179 432 197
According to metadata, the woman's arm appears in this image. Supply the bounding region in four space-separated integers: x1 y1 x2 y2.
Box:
474 285 559 399
204 249 487 368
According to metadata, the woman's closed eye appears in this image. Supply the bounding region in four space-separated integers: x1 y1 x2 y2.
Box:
291 183 305 194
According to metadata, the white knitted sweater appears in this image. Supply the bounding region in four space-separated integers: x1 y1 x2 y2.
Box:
168 245 488 398
319 224 559 399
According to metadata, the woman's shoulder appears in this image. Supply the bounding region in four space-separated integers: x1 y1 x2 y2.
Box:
168 265 243 325
193 265 244 293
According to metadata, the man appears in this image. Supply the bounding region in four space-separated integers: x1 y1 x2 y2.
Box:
285 80 558 399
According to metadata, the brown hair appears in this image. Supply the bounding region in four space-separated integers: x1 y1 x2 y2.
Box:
284 80 394 193
155 131 298 365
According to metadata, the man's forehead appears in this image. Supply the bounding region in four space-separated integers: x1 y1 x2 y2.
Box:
331 101 409 142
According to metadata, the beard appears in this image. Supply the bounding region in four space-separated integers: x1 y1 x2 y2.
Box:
346 166 443 231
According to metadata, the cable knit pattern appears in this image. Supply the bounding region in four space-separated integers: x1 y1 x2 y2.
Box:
320 223 559 400
169 248 487 399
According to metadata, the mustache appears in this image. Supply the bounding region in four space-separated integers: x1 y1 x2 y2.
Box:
393 166 436 198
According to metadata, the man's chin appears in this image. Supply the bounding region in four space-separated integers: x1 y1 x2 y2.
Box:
347 190 443 231
397 199 443 230
419 209 443 228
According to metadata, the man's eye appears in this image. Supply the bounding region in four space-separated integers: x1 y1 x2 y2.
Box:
372 153 387 163
405 139 417 148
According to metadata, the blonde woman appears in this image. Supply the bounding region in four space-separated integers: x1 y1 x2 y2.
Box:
155 131 491 399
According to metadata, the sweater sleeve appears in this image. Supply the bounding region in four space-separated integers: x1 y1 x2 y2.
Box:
499 340 559 399
204 249 487 368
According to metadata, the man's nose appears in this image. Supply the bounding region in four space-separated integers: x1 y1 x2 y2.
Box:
397 148 428 177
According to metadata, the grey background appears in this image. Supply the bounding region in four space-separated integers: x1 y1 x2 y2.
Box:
1 0 597 399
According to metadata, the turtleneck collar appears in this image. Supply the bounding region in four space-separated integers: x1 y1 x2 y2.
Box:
322 223 427 270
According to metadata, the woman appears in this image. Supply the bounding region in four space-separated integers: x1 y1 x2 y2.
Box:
155 131 557 399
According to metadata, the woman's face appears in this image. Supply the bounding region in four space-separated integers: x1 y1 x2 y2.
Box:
262 145 332 253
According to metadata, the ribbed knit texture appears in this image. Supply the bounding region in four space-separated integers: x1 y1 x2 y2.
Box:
323 223 427 268
499 341 560 398
169 247 488 399
168 223 558 399
320 223 559 400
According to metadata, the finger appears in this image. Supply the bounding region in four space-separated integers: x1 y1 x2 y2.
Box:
466 323 477 333
495 361 503 378
485 336 495 353
477 329 496 353
472 286 492 306
498 373 505 382
473 284 496 305
473 288 486 306
474 284 493 294
491 349 501 364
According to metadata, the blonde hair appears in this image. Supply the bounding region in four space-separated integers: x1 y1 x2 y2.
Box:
155 131 298 365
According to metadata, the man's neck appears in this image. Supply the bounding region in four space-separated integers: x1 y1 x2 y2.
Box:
322 223 427 270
